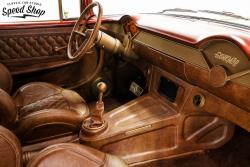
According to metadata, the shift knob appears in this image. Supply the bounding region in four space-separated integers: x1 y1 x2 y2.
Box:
97 82 107 102
97 82 107 93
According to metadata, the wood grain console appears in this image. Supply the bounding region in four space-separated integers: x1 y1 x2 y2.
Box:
80 66 234 166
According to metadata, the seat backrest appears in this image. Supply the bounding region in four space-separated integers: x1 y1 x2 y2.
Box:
0 63 12 93
0 88 17 127
0 125 22 167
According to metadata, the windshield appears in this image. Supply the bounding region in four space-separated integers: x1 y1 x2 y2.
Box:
96 0 250 26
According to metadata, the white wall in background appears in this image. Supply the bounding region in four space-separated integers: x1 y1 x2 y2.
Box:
96 0 250 18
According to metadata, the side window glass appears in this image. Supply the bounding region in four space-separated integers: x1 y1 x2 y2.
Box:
62 0 80 19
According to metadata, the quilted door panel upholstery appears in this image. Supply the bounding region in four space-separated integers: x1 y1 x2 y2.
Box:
0 35 69 59
0 26 73 74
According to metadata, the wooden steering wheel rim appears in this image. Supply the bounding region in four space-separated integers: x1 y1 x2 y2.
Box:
67 2 103 61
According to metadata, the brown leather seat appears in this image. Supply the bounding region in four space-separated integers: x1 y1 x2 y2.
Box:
13 82 89 144
0 82 89 144
27 143 128 167
0 63 12 93
0 126 22 167
0 88 17 127
0 125 128 167
0 63 89 144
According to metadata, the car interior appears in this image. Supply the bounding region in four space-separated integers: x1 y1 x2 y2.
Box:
1 1 250 167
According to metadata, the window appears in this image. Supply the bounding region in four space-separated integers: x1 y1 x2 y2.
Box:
0 0 80 23
62 0 80 19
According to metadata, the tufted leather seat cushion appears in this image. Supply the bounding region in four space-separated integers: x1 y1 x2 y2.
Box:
0 126 22 167
12 82 89 144
27 143 128 167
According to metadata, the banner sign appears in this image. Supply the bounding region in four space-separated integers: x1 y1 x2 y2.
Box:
0 0 59 22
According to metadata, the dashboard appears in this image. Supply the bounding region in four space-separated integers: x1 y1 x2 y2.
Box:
101 14 250 132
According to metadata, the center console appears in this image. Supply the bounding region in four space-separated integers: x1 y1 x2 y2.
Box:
79 66 234 166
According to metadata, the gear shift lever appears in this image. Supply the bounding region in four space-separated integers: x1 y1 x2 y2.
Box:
81 82 108 136
90 82 107 126
97 82 107 103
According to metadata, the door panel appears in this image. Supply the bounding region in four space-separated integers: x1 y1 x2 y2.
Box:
0 23 98 91
0 26 73 74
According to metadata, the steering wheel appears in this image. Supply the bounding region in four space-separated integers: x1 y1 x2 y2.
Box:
67 2 103 61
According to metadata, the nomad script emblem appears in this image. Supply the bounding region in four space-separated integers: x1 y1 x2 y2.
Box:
2 1 45 18
214 51 240 67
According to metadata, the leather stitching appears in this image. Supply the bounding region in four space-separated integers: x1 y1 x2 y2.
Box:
0 35 69 60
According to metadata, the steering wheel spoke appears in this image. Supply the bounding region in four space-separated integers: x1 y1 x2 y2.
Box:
73 30 87 37
89 43 96 49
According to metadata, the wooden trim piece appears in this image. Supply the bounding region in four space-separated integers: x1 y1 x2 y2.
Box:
133 40 250 113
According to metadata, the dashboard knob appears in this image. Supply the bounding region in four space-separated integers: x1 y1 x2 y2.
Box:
209 65 227 87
